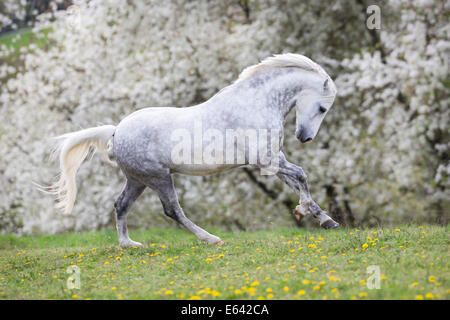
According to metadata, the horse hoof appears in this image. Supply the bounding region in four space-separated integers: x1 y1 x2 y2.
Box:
321 219 340 229
293 206 304 222
214 240 225 246
120 240 144 248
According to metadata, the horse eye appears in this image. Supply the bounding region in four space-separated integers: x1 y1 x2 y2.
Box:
319 105 327 113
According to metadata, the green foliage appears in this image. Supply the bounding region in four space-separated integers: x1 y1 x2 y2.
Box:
0 28 50 51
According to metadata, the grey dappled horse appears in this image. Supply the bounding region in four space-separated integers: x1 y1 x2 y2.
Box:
47 53 340 248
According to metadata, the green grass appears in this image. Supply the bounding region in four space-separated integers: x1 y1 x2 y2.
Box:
0 225 448 300
0 28 51 83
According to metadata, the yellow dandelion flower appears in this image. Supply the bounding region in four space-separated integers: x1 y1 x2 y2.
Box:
313 286 320 291
297 290 305 296
104 261 110 265
302 280 311 285
188 295 201 300
267 293 274 299
360 280 366 286
362 243 369 248
425 293 434 299
415 295 424 300
359 292 368 297
428 276 435 283
411 282 418 287
283 286 289 292
72 294 78 299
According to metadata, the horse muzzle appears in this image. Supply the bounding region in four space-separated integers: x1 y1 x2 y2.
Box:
296 128 313 144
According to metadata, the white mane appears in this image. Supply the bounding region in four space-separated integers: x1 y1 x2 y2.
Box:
235 53 337 95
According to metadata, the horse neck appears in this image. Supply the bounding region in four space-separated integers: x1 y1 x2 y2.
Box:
233 68 311 121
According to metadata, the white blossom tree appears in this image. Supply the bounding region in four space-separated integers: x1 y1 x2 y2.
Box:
0 0 448 234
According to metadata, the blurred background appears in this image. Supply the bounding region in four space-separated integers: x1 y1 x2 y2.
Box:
0 0 448 235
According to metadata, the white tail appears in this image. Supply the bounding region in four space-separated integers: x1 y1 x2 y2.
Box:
45 125 116 214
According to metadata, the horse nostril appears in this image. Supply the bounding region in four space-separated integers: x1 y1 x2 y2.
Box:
302 137 313 143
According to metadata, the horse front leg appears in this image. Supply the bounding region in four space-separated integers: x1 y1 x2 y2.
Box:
276 153 339 229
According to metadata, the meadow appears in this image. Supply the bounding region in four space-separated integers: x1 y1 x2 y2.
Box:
0 225 448 300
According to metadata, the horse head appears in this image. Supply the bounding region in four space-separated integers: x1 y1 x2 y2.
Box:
294 77 337 143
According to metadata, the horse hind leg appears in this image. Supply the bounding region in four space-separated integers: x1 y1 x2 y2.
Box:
147 174 224 245
114 178 146 248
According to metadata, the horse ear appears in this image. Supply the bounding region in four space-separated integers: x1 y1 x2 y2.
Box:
323 79 329 92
